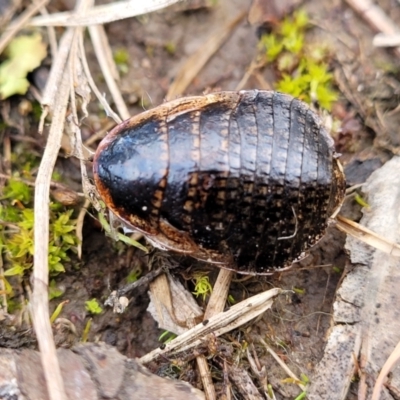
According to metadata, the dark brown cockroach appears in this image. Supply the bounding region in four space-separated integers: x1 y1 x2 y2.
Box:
93 90 345 274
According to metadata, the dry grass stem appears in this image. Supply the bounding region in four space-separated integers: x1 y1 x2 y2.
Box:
371 339 400 400
227 365 265 400
235 58 268 91
344 0 400 55
92 24 119 81
0 259 7 312
83 119 116 146
69 30 95 193
29 0 183 27
39 28 75 131
195 268 233 399
336 215 400 257
140 288 281 364
67 24 93 258
76 198 91 259
373 33 400 47
260 339 306 392
204 269 232 320
344 0 399 35
38 3 58 58
166 10 246 100
78 33 122 124
88 24 130 120
0 0 22 27
196 355 216 400
0 0 50 54
33 1 95 398
32 66 70 400
0 138 10 310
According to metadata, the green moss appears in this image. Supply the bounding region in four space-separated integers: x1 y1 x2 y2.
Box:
49 279 64 300
164 42 176 56
0 155 79 289
85 298 103 315
260 10 338 110
113 48 129 75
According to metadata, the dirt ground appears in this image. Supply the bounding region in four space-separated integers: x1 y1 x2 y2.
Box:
2 0 400 399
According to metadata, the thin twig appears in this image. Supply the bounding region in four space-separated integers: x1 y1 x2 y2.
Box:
0 0 50 55
344 0 400 35
39 28 75 132
0 135 11 312
0 0 22 27
371 340 400 399
344 0 400 55
68 23 91 259
88 25 130 120
122 268 164 296
83 119 116 147
78 33 122 124
195 268 233 400
235 58 267 91
37 1 58 58
260 339 306 392
29 0 183 27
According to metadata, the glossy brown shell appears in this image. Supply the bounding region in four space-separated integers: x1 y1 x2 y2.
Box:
93 90 345 274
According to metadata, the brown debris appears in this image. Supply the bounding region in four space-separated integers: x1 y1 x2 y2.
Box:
248 0 302 31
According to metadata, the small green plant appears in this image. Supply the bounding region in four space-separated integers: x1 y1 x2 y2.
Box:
50 300 69 323
97 212 148 253
126 267 141 283
164 42 176 55
81 318 92 342
332 265 342 274
294 392 307 400
300 373 310 385
0 152 79 314
192 273 213 302
282 372 309 398
49 279 64 300
266 384 275 399
292 287 305 295
1 178 78 277
260 10 338 110
113 48 129 74
354 193 369 208
159 330 177 344
85 298 103 315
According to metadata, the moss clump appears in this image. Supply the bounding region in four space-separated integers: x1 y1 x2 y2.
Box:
1 177 78 277
260 10 338 110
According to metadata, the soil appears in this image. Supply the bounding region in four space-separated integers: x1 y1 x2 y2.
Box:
2 0 400 399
